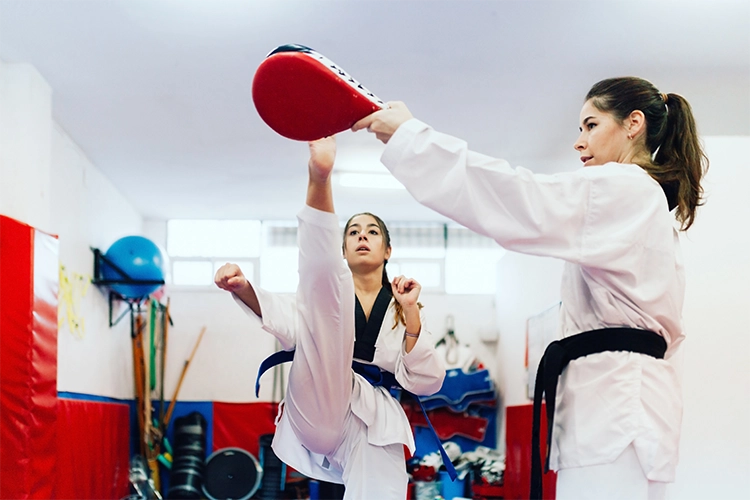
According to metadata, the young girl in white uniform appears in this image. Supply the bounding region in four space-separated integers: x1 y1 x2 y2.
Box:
352 77 708 500
214 137 445 500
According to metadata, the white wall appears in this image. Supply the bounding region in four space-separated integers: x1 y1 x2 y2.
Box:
51 123 143 399
493 252 565 442
0 61 52 232
492 136 750 497
669 136 750 499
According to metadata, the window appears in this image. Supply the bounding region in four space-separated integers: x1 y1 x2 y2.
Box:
389 223 445 259
172 261 213 286
444 226 506 294
385 223 444 291
167 220 261 287
259 222 299 293
165 219 505 294
388 260 443 290
167 220 261 257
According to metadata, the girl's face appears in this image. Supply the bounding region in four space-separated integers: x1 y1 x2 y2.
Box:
343 214 391 271
574 99 632 167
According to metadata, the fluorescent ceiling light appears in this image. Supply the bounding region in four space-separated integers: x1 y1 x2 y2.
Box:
334 146 389 173
337 172 405 190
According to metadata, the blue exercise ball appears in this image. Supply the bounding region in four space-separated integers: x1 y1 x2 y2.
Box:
101 235 165 299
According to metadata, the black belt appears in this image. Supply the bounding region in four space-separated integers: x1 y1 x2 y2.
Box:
530 328 667 499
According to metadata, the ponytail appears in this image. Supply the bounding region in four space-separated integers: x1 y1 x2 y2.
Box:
586 77 709 230
381 262 403 329
650 93 708 230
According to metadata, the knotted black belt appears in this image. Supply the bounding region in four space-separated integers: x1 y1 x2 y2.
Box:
530 328 667 499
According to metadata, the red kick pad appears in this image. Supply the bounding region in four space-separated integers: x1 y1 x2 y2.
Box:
252 44 385 141
0 216 59 499
402 403 490 442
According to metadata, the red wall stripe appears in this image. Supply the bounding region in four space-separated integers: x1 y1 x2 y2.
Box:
213 402 279 459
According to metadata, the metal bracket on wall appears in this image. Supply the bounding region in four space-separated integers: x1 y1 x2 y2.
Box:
90 247 169 327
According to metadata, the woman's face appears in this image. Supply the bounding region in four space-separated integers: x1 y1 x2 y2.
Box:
574 99 631 167
343 214 391 271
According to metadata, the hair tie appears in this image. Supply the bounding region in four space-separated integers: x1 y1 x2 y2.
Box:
661 92 669 103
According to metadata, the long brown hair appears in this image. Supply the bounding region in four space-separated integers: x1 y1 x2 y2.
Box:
586 77 708 230
343 212 421 328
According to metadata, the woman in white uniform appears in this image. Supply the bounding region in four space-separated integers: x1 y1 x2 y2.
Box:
214 137 445 500
352 76 708 500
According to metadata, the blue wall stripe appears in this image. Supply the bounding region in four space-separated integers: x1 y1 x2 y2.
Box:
57 391 132 404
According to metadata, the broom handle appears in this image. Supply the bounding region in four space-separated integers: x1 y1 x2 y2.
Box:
163 326 206 428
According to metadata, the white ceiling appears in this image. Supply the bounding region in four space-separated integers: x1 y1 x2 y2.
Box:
1 0 748 223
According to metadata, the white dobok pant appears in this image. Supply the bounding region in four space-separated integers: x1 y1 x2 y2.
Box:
556 443 668 500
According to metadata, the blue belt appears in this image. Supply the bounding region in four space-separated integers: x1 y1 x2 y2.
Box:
256 349 458 481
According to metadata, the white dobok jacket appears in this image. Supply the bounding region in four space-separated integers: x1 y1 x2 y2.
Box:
234 205 445 483
380 119 684 482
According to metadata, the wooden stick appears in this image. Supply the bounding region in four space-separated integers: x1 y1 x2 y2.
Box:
133 312 146 457
163 326 206 428
159 298 170 431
